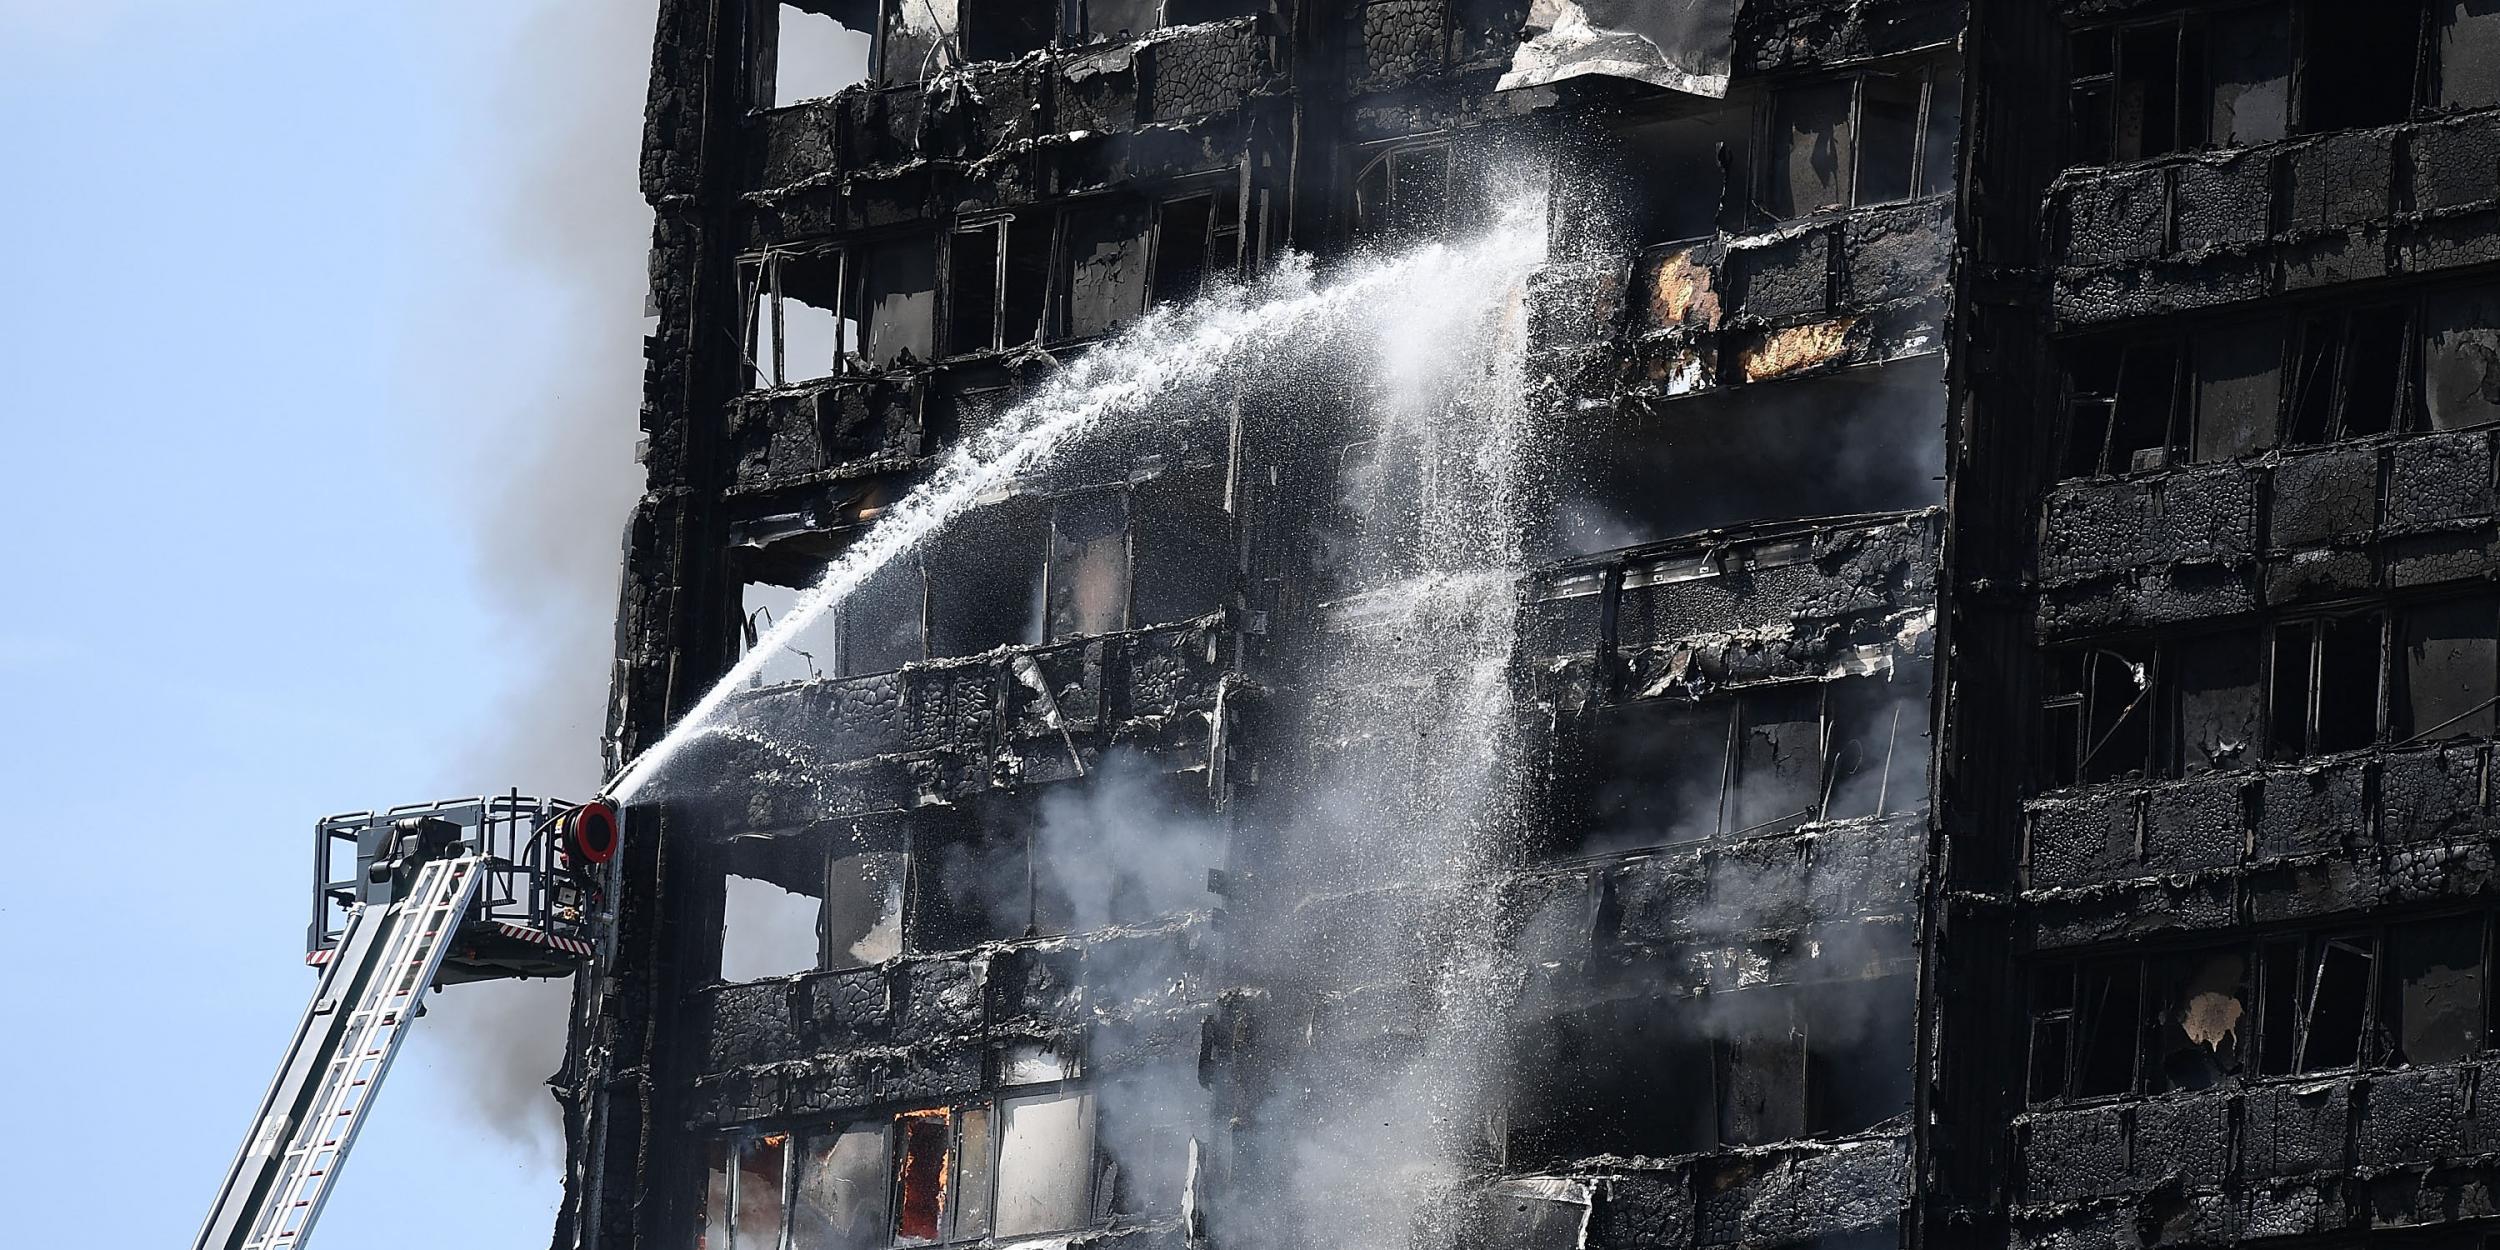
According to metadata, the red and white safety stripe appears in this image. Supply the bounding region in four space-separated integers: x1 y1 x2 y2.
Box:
305 922 592 966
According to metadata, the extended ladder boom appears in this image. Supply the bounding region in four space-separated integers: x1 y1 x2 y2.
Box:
195 852 486 1250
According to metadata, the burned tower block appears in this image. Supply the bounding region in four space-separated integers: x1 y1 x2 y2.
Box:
557 1 2500 1249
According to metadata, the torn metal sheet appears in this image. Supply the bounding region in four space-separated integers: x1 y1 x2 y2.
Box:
1498 0 1737 98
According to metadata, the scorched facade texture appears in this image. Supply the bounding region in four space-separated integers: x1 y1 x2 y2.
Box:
546 1 2500 1249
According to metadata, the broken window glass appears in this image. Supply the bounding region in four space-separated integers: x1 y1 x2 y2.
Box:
1061 202 1152 340
2396 597 2499 743
1080 0 1157 40
735 1134 789 1249
1821 677 1921 821
1351 141 1455 243
824 849 907 969
893 1110 953 1244
2043 644 2156 785
1855 73 1924 206
1046 490 1130 639
2149 950 2248 1092
2259 938 2303 1075
2301 0 2425 133
992 1091 1097 1237
721 868 825 982
791 1123 891 1250
947 220 1004 357
1612 109 1746 244
2422 287 2500 431
2388 916 2485 1064
2297 934 2378 1070
742 579 831 685
1769 81 1853 218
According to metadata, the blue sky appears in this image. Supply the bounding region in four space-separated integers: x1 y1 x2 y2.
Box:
0 3 652 1245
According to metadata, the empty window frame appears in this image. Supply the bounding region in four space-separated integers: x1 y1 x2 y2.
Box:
751 1 875 109
2062 323 2287 474
1148 188 1245 308
2268 611 2386 759
1350 140 1455 243
744 249 856 389
945 215 1049 358
843 1093 1097 1247
2041 630 2270 787
2031 915 2495 1102
2287 305 2411 445
1074 0 1158 41
2298 0 2428 133
1760 62 1960 220
2067 7 2293 163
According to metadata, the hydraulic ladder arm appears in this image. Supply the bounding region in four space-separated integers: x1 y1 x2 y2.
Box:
193 848 486 1250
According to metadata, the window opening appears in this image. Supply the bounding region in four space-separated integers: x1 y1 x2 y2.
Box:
2270 613 2384 759
1046 490 1131 640
736 1134 790 1249
2149 950 2248 1092
745 251 854 389
1149 190 1243 307
1351 141 1456 242
721 867 825 982
763 3 874 107
2301 0 2424 133
1060 202 1152 340
961 0 1055 61
2073 960 2143 1097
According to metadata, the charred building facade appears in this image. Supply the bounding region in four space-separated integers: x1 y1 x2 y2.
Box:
550 3 2500 1250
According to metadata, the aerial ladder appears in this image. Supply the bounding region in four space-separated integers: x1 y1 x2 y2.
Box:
193 794 620 1250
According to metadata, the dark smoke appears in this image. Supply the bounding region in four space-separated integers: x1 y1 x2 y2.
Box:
400 0 664 1161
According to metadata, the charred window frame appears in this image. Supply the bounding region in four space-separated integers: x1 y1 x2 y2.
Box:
2267 610 2387 760
2296 0 2431 133
1573 671 1931 854
960 0 1060 62
2395 594 2500 744
1756 59 1960 221
715 824 911 983
1350 138 1458 244
944 214 1049 359
742 237 940 384
2041 643 2160 788
2030 914 2494 1103
2058 284 2500 479
748 0 877 109
697 1067 1100 1250
1148 181 1247 309
742 247 857 389
2065 7 2298 163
